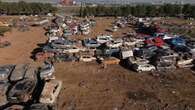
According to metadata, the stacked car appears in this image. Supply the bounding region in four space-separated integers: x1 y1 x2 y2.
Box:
0 62 62 110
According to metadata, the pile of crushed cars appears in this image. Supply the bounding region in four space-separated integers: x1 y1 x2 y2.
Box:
45 15 96 38
0 62 62 110
107 17 128 32
34 15 195 73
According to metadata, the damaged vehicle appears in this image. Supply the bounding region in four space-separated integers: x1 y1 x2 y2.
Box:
9 64 29 82
176 54 194 68
107 38 123 48
83 38 100 48
39 62 55 80
53 53 79 62
4 105 24 110
0 65 15 82
126 57 155 72
24 66 37 80
79 55 96 62
51 39 76 49
40 80 62 104
96 35 113 44
7 78 36 103
133 45 158 59
132 63 156 73
150 48 178 71
62 46 82 54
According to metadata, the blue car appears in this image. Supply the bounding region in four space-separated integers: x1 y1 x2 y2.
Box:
83 38 100 48
166 37 186 47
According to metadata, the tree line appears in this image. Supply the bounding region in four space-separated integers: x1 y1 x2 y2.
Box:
0 1 57 15
79 4 195 18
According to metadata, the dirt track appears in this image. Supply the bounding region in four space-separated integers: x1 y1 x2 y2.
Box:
0 17 195 110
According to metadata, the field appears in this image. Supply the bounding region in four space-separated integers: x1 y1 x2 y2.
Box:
1 16 195 110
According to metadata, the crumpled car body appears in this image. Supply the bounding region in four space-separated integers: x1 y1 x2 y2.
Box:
8 78 36 103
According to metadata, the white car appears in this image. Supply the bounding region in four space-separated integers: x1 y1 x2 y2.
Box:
108 39 123 48
97 35 113 44
80 56 96 62
123 38 144 46
40 80 62 104
39 62 55 80
62 47 81 53
133 64 155 73
48 36 60 43
177 58 193 68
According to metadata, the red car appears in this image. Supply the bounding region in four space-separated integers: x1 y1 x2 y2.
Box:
144 37 165 47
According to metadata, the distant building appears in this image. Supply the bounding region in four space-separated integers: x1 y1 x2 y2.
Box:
60 0 74 5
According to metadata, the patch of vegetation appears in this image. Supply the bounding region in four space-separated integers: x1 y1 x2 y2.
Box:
0 26 11 36
80 4 195 18
0 1 57 15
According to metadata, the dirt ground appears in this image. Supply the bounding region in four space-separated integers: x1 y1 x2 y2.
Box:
0 27 47 65
0 17 195 110
55 62 195 110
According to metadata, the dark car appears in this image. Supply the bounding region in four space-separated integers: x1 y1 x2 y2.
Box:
8 78 36 103
133 46 158 59
173 45 191 53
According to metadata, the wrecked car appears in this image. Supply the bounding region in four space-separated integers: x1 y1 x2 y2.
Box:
132 63 155 73
0 65 15 82
79 56 96 62
40 80 62 104
83 38 100 48
9 64 29 82
53 53 78 62
62 46 81 54
51 39 76 49
39 62 55 80
176 57 194 68
133 45 158 59
8 78 36 103
96 35 113 44
107 38 123 48
4 105 24 110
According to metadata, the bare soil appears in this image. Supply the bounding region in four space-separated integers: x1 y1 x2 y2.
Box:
0 27 47 65
55 62 195 110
